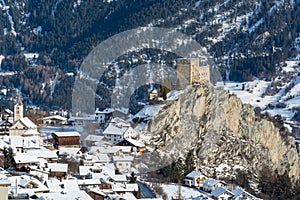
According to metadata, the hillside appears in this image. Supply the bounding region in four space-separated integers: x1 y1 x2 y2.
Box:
0 0 300 114
146 83 299 190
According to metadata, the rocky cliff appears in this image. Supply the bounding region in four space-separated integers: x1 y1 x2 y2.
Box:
146 83 299 184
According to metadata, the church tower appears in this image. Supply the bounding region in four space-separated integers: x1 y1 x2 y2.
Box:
14 93 23 122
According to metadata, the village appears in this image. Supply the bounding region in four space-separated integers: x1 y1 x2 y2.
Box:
0 58 260 200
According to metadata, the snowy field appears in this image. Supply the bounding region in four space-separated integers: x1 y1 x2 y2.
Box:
215 61 300 120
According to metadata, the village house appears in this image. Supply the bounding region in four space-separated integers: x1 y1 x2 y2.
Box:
52 131 81 148
103 124 126 144
184 170 207 188
1 109 13 123
58 147 83 158
14 154 40 170
202 178 226 192
46 163 68 179
109 117 131 128
0 120 12 135
39 115 68 125
95 108 114 124
112 155 134 172
211 187 234 200
83 135 108 147
232 187 259 199
4 136 40 153
118 138 146 153
8 175 49 195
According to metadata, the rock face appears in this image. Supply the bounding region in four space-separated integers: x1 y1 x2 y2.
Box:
147 83 299 183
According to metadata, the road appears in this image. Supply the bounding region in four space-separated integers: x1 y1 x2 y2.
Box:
137 181 156 198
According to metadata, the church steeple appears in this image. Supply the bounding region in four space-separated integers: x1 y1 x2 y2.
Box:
14 91 23 122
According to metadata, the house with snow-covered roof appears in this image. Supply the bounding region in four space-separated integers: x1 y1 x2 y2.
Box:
40 115 68 125
202 178 226 192
113 155 134 172
103 124 126 144
52 131 80 148
0 120 12 135
46 163 68 179
232 187 260 200
211 187 234 199
184 170 207 188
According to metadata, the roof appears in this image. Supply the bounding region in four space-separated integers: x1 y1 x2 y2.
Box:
109 174 127 182
90 146 120 155
103 124 125 136
42 115 67 121
58 147 81 156
96 153 110 162
4 109 13 114
84 135 105 142
47 163 68 173
113 155 134 162
211 187 233 197
14 154 39 164
5 136 40 148
186 171 203 179
95 108 114 114
125 138 145 147
26 148 58 159
38 190 93 200
115 146 132 153
23 129 40 136
19 117 37 129
52 131 80 137
202 178 222 187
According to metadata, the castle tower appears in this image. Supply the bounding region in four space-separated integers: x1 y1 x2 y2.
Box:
14 93 23 122
176 58 210 89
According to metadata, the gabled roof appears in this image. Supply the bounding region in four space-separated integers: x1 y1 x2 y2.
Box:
3 109 13 114
109 117 126 124
185 170 203 179
202 178 222 187
112 155 134 162
58 147 81 156
109 174 127 182
84 135 105 142
19 117 37 129
5 136 39 148
42 115 67 121
47 163 68 173
103 124 125 136
211 187 234 197
14 154 39 164
125 138 145 147
52 131 80 137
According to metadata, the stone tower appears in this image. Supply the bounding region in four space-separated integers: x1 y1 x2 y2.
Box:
177 58 210 89
14 93 23 122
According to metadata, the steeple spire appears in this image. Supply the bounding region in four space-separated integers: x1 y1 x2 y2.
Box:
14 90 23 122
17 91 23 105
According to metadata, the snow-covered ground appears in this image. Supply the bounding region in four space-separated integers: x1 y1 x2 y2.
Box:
158 183 208 200
215 60 300 120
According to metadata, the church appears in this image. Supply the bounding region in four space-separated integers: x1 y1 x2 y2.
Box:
8 95 39 137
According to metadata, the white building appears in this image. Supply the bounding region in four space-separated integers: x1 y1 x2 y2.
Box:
112 155 134 172
103 124 126 144
184 170 207 187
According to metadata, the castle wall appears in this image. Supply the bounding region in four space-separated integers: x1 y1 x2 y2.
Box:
176 58 210 89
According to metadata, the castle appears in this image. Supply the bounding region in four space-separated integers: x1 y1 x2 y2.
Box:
177 58 210 89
